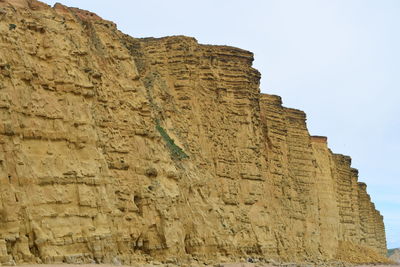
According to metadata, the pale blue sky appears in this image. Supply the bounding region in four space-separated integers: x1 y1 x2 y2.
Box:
41 0 400 249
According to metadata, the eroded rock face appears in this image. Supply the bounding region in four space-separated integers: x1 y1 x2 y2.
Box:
0 0 388 264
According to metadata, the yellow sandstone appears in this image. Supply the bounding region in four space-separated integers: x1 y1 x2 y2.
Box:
0 0 388 265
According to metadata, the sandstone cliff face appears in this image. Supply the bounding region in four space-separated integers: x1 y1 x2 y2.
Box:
260 96 387 263
0 0 388 265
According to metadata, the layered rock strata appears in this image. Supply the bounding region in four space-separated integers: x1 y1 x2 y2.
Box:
0 0 388 264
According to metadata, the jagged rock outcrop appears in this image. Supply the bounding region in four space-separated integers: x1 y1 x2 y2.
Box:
0 0 388 265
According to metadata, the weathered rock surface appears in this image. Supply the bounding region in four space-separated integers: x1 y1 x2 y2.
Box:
0 0 389 265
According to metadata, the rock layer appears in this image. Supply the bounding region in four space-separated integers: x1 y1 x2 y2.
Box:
0 0 388 265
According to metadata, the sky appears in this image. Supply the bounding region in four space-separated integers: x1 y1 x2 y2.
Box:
40 0 400 249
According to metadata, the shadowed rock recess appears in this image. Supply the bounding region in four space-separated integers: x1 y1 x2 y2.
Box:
0 0 388 265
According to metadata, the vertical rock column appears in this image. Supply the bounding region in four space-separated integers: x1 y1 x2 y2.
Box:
333 154 360 243
283 108 320 261
260 94 321 261
259 94 289 260
311 136 340 259
358 183 387 256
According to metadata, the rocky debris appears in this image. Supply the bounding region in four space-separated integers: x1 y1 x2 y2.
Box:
0 0 389 265
389 248 400 263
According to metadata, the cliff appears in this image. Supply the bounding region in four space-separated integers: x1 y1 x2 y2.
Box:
0 0 388 265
